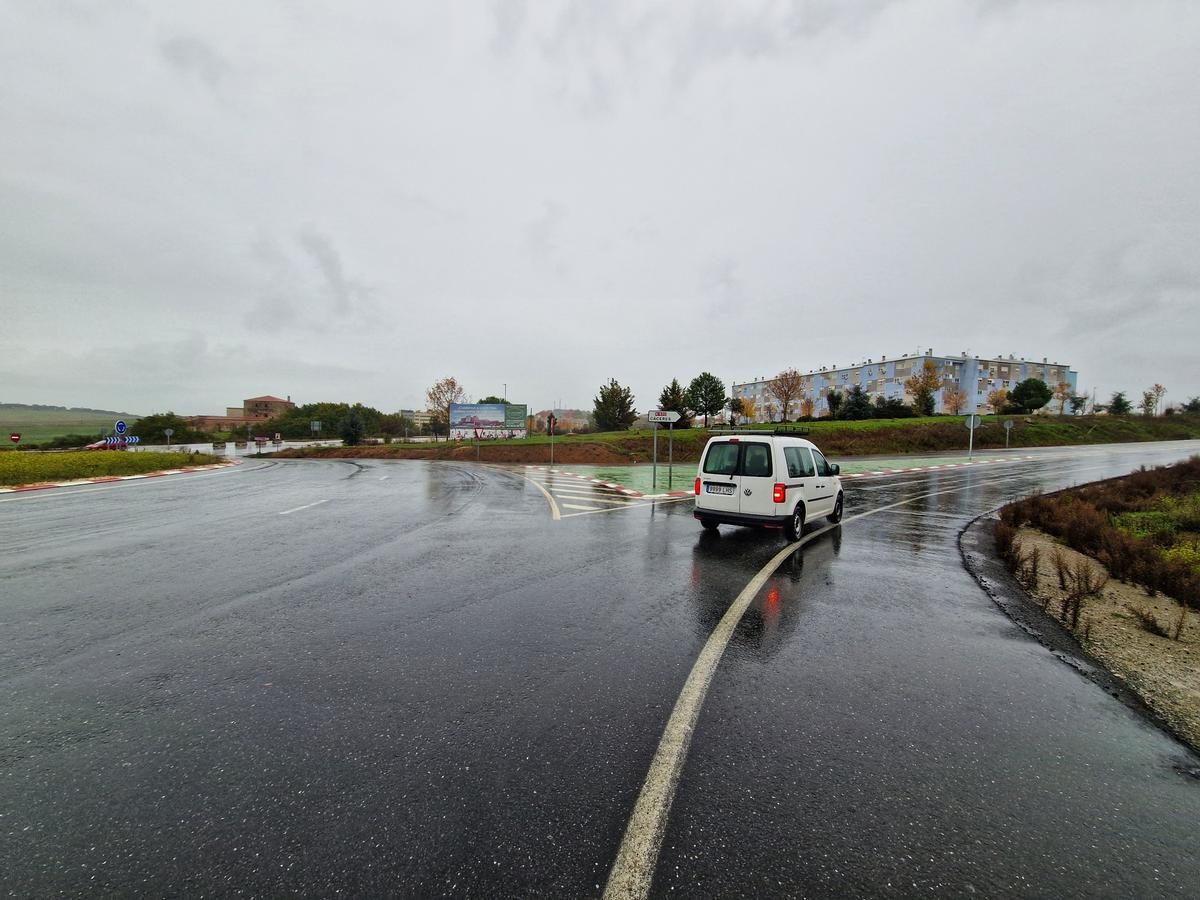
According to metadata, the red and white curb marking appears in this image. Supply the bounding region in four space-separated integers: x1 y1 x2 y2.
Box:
527 455 1036 495
0 460 241 494
525 466 692 500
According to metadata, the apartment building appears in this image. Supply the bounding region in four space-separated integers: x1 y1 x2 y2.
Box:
733 349 1077 421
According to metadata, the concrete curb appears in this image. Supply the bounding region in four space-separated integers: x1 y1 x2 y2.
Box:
0 460 241 494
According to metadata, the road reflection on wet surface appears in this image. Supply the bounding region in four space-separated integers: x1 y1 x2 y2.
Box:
2 442 1199 896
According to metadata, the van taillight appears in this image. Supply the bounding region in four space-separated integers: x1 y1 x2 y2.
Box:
773 483 786 503
694 477 701 495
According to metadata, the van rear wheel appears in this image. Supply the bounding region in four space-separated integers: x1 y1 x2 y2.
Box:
701 519 719 531
785 505 805 541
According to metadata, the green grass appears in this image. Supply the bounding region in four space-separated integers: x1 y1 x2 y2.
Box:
1 405 140 445
458 414 1200 460
0 450 222 487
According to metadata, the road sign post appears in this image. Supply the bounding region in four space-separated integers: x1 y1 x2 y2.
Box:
965 414 981 459
1004 418 1014 449
648 410 682 491
547 413 556 467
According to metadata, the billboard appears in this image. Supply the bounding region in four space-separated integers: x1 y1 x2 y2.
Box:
450 403 528 440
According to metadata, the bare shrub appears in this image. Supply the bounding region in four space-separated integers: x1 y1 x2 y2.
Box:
1051 547 1070 589
1126 604 1171 639
1170 606 1188 641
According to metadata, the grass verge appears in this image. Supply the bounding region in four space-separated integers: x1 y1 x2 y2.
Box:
0 451 223 487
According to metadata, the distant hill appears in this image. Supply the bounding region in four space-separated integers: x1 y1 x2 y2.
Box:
0 404 143 444
1 403 142 417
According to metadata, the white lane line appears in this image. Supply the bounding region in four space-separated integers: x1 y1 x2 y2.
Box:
499 467 561 520
278 498 331 516
552 493 638 505
603 462 1125 900
379 475 390 481
560 502 632 511
560 497 692 518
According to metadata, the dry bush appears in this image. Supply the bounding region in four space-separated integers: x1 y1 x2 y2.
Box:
1168 606 1187 641
1126 604 1171 639
1051 547 1070 589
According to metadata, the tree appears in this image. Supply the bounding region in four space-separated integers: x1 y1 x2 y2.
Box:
1183 397 1200 414
727 397 744 426
127 412 211 443
478 395 505 405
1010 378 1052 413
825 389 844 419
426 377 466 428
658 379 694 428
1068 396 1089 415
593 379 638 431
340 409 366 445
799 396 815 419
840 385 873 420
379 413 416 438
687 372 726 427
905 361 941 417
872 396 913 419
1151 383 1167 416
1052 381 1072 415
428 415 450 439
942 384 967 415
740 397 757 424
986 388 1009 415
1140 390 1156 417
1108 391 1132 415
767 369 803 422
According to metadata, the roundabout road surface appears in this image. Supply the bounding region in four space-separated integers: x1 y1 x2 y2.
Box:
2 441 1199 896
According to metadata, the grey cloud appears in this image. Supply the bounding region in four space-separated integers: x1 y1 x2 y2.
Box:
245 230 380 334
160 34 230 89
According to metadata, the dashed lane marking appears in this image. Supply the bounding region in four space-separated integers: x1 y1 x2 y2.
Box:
278 498 332 516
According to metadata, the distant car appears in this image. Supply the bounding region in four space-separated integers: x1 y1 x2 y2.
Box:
84 441 108 450
693 432 843 540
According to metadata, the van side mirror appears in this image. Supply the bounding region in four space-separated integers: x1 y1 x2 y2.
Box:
831 463 840 475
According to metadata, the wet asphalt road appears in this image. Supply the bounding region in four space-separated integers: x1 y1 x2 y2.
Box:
2 442 1200 897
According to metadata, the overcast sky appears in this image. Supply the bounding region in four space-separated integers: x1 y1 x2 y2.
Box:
3 0 1198 416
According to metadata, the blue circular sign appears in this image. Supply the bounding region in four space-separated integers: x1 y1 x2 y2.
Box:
115 420 127 435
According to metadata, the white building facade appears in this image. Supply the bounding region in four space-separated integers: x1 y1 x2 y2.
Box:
733 349 1078 421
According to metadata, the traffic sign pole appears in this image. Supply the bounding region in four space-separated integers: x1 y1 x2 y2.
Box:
652 422 658 491
668 423 673 489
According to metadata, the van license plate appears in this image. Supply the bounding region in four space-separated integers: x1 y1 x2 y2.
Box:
705 483 735 495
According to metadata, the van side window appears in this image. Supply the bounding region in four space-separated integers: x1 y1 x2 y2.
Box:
812 449 832 476
742 443 772 477
784 446 816 478
703 442 739 475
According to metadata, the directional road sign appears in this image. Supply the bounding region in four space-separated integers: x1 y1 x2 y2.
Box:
104 436 140 445
9 433 19 443
1003 420 1014 431
648 410 682 424
965 414 982 430
115 420 127 435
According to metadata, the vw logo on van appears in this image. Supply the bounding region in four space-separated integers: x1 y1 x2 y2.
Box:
744 488 752 496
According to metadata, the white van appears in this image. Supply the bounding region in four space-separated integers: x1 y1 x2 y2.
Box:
693 432 843 540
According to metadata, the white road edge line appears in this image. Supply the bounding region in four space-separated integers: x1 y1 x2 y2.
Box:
278 498 331 516
602 461 1122 900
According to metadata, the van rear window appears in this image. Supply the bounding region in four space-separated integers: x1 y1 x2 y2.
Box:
702 442 740 475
